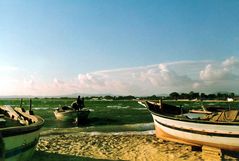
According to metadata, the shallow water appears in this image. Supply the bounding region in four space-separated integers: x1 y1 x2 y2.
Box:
1 99 238 132
29 100 153 132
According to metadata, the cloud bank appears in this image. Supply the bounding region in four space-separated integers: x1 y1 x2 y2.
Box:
0 56 239 96
76 56 239 95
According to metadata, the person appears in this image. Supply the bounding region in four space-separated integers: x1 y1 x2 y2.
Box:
71 96 85 111
77 96 81 108
77 96 85 110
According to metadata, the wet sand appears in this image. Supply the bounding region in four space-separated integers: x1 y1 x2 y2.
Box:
33 129 239 161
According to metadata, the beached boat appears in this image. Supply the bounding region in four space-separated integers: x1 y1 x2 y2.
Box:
145 100 239 151
0 101 44 161
54 96 90 124
54 107 90 123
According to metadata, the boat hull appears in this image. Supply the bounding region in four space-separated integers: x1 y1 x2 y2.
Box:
3 130 40 161
151 113 239 151
145 101 239 151
0 116 44 161
54 110 90 122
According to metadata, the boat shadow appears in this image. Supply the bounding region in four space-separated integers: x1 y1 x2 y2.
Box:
85 117 120 126
223 150 239 159
46 117 120 128
32 151 125 161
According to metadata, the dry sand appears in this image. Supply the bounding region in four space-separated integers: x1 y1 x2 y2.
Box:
35 131 239 161
36 132 202 161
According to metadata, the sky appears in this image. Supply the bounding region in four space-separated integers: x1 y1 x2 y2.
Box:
0 0 239 96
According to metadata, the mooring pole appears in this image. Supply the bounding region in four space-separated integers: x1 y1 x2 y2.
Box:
20 98 23 108
29 98 34 115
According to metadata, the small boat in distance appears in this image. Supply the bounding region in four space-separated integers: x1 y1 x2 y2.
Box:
54 107 90 122
145 100 239 152
0 99 44 161
54 96 90 124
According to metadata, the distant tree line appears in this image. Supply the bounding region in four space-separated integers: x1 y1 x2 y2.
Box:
32 91 237 101
102 95 136 100
168 91 235 100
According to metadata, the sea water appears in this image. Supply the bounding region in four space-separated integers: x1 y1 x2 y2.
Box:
31 100 154 133
1 99 238 133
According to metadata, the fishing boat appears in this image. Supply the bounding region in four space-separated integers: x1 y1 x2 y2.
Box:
0 99 44 161
54 107 90 122
54 96 90 123
145 100 239 151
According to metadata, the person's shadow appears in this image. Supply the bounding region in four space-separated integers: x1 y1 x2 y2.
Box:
32 151 126 161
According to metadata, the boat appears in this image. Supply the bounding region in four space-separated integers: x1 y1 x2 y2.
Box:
54 106 90 123
145 100 239 151
0 99 44 161
54 96 90 123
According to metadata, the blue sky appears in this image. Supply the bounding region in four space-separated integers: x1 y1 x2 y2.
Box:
0 0 239 96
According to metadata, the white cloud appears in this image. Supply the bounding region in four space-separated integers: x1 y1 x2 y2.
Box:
200 64 226 81
200 57 239 81
0 56 239 96
197 56 239 93
77 62 196 95
76 57 239 95
222 56 239 67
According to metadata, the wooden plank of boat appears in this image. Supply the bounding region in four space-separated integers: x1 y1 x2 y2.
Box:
145 100 239 152
190 109 212 114
14 107 38 123
0 106 20 121
0 106 33 125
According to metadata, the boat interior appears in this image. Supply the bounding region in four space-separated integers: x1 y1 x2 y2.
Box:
0 99 39 128
146 100 239 123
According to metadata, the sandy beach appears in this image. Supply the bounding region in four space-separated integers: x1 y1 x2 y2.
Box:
32 129 239 161
33 129 205 161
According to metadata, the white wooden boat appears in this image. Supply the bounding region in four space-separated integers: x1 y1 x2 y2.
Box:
145 100 239 151
54 107 90 123
54 96 90 124
0 104 44 161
